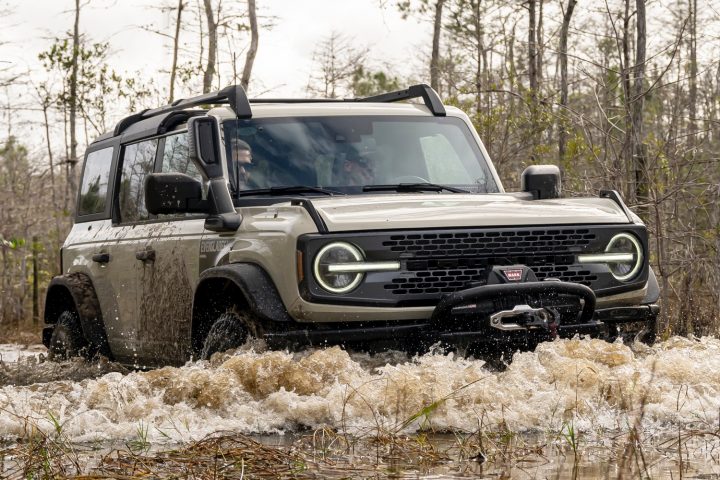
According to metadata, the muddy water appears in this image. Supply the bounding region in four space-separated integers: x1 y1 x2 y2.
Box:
1 337 720 477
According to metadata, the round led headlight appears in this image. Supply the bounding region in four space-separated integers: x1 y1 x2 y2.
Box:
313 242 364 293
605 233 643 281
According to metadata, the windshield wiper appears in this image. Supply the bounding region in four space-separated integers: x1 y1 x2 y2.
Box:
237 185 346 197
363 183 470 193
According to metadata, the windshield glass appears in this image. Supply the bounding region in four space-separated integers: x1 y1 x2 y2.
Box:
222 116 498 195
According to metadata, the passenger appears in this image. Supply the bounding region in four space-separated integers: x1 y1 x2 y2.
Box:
229 137 254 189
341 151 375 186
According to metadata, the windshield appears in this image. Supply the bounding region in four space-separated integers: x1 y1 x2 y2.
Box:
222 115 498 196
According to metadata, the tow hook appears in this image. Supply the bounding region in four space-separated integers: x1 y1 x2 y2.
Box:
489 305 559 334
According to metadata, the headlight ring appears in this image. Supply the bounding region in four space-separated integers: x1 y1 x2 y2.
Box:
313 242 364 293
604 232 643 281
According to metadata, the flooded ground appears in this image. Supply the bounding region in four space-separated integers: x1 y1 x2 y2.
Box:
1 336 720 478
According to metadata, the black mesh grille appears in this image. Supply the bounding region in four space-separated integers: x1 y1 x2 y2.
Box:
385 267 488 296
380 229 599 298
382 229 596 256
534 265 598 285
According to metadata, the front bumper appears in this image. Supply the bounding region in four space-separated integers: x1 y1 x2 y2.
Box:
266 281 659 350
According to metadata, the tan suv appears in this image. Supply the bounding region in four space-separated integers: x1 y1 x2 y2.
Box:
43 84 659 367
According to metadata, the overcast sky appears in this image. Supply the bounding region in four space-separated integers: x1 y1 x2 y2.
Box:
1 0 431 98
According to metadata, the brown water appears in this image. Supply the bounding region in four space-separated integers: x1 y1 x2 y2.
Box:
1 337 720 478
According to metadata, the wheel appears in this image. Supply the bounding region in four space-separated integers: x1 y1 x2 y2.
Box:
48 310 88 360
201 311 249 360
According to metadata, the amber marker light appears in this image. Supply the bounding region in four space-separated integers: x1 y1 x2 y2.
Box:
296 250 304 283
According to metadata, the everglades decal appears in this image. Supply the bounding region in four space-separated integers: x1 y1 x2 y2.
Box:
199 238 234 272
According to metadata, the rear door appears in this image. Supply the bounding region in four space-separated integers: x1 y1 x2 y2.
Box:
66 145 120 354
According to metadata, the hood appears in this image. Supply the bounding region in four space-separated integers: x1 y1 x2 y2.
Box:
310 193 631 232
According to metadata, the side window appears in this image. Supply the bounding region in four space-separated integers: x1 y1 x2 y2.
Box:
118 139 158 223
78 147 113 216
161 132 202 182
158 132 206 219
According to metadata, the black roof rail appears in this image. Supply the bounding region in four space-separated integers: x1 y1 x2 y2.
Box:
112 83 446 137
113 84 252 136
356 84 446 116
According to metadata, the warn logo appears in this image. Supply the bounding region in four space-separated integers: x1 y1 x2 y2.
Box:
502 269 524 282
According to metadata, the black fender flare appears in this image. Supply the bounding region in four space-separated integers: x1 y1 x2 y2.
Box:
193 263 292 322
44 273 112 358
194 263 293 323
191 263 293 354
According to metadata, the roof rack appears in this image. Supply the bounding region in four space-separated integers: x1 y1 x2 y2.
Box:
113 83 446 136
356 84 446 116
113 85 252 136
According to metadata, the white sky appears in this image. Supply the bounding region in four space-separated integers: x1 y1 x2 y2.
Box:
1 0 431 98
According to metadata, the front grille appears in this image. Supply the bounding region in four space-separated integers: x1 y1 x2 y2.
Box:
380 229 599 298
385 267 488 295
382 228 596 256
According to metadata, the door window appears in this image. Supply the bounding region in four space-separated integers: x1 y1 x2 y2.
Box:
159 132 206 219
78 147 113 216
118 139 158 223
161 133 203 182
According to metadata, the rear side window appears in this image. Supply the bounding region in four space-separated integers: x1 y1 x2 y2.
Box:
78 147 113 216
118 139 158 223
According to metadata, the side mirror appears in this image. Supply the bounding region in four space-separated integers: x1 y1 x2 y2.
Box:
145 173 207 215
187 116 223 179
186 115 242 232
521 165 561 199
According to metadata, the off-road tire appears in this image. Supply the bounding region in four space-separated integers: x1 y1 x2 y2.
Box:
201 312 249 360
48 310 88 360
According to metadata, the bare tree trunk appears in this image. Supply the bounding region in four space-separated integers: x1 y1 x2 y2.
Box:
241 0 258 91
68 0 80 202
41 99 57 210
202 0 218 94
430 0 445 92
632 0 648 216
536 0 544 88
528 0 537 94
474 0 483 117
558 0 577 163
621 0 632 199
688 0 697 149
169 0 184 102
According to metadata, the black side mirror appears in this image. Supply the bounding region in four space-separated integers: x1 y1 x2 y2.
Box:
521 165 561 199
187 116 223 179
185 115 242 232
145 173 207 215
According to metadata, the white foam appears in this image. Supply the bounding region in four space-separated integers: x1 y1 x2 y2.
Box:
1 337 720 443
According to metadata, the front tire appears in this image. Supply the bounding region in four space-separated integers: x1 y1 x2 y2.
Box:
201 312 249 360
48 310 88 360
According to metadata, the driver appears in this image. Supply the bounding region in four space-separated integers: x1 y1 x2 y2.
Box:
229 138 254 189
341 151 375 186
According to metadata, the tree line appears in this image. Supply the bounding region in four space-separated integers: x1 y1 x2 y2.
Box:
0 0 718 337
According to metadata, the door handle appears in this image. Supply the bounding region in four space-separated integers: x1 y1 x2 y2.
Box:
92 253 110 264
135 248 156 263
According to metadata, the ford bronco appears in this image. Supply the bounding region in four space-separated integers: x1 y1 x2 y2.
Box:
43 84 660 366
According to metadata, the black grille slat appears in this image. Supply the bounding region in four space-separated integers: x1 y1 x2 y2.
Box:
378 228 599 298
382 228 595 258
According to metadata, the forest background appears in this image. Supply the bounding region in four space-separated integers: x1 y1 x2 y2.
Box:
0 0 718 339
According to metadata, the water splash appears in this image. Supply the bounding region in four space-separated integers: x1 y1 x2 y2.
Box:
1 336 719 443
